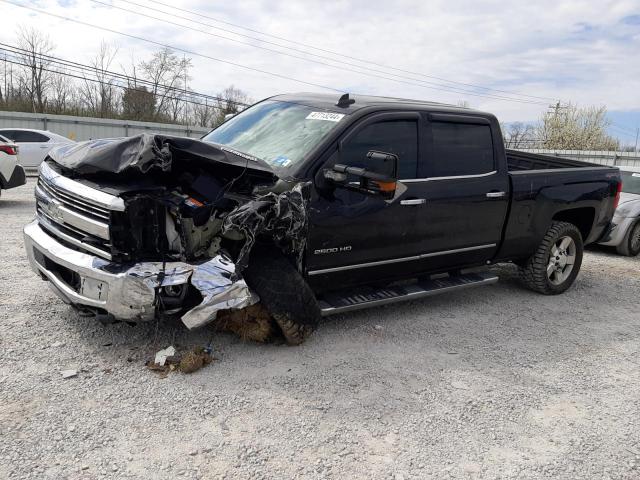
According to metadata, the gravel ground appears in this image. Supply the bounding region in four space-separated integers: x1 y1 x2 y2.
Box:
1 179 639 480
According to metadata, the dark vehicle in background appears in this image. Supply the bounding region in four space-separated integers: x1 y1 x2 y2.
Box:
23 93 622 344
598 166 640 256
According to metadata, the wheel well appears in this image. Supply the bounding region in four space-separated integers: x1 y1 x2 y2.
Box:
552 207 595 240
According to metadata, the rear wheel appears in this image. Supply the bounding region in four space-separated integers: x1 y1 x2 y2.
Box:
616 219 640 257
243 248 320 345
519 221 584 295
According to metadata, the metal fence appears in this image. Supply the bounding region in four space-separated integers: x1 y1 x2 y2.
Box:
514 149 640 168
0 110 210 141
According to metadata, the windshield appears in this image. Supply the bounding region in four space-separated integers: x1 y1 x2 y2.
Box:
202 100 345 172
621 170 640 195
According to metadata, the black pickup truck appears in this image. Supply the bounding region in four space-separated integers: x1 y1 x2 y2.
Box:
24 93 622 344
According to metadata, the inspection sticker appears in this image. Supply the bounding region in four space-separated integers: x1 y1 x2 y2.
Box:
306 111 345 122
273 155 292 167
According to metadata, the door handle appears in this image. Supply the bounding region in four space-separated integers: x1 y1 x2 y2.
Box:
486 191 506 198
400 198 426 206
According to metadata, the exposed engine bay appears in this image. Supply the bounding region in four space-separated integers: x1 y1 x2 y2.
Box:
33 134 310 330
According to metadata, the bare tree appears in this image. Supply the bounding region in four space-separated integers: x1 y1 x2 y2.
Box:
79 42 119 118
192 98 216 127
122 85 156 121
15 26 55 113
212 85 250 126
49 70 76 114
502 122 538 149
538 103 619 150
139 48 191 121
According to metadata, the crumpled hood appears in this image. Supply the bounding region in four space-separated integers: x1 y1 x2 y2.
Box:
48 134 275 176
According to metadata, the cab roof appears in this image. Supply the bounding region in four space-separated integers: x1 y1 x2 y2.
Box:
268 92 493 117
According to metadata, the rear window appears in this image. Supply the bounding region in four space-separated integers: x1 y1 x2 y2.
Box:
427 122 494 177
0 130 17 141
10 131 50 142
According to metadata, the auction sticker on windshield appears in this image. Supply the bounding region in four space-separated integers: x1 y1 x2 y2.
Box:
306 112 345 122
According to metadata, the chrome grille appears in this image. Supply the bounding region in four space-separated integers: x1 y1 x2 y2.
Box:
37 177 110 221
35 162 124 260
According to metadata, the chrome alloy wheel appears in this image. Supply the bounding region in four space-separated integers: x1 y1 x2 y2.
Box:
547 235 577 285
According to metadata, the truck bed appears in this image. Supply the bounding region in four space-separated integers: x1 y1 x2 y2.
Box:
506 149 601 171
497 150 620 262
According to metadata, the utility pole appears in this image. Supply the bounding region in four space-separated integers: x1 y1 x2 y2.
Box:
635 127 639 153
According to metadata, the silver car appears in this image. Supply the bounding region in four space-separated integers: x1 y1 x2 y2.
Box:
599 166 640 256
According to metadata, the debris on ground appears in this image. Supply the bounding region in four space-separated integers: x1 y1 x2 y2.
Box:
154 346 176 366
146 345 215 376
215 304 274 342
61 369 78 379
179 346 214 374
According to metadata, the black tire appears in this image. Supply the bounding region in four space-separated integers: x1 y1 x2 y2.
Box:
243 248 320 345
518 221 584 295
616 219 640 257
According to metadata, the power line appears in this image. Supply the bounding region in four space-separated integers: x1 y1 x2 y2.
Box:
143 0 559 103
3 0 553 107
0 43 250 107
1 0 346 93
100 0 552 106
0 53 218 110
611 122 637 134
610 126 638 139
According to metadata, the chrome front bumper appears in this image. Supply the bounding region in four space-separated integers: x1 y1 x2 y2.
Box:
24 220 256 328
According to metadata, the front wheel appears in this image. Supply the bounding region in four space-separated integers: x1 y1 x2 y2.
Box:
243 247 320 345
616 219 640 257
519 221 584 295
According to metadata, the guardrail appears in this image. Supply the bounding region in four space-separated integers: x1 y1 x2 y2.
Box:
0 110 210 142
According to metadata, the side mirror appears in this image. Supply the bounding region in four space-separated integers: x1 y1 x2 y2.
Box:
323 150 399 200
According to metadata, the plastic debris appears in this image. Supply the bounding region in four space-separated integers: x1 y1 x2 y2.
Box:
154 346 176 366
61 369 78 379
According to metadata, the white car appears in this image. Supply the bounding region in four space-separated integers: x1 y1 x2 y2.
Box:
0 134 26 196
0 128 74 168
598 166 640 256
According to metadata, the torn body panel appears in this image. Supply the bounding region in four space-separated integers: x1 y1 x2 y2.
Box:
25 134 310 329
25 220 256 328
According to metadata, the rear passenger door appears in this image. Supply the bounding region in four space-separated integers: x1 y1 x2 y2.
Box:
408 114 509 271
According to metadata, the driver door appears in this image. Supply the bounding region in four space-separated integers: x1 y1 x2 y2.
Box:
306 112 428 289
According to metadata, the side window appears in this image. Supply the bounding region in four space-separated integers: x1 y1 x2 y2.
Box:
0 130 17 141
427 122 494 177
341 120 418 179
12 131 50 143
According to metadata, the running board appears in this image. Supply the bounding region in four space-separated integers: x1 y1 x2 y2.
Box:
318 271 498 316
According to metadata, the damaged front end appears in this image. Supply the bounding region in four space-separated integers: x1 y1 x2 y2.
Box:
24 134 309 329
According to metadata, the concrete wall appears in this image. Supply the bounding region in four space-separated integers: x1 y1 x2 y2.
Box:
514 148 640 168
0 110 210 141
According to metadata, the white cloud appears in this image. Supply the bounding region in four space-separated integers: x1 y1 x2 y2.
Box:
1 0 638 124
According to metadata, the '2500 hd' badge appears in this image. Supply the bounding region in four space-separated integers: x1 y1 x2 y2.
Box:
314 246 352 255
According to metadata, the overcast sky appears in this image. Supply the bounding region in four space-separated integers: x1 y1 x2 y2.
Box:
1 0 639 144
